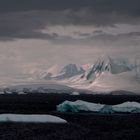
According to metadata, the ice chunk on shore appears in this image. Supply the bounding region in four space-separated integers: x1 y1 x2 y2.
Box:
0 114 67 123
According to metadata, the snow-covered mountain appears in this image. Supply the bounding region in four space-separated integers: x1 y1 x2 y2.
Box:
56 56 140 93
80 56 131 83
1 56 139 94
41 64 85 80
36 56 140 93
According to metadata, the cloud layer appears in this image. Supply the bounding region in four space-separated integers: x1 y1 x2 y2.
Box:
0 0 140 40
0 0 139 79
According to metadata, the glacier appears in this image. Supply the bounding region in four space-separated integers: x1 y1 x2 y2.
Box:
1 82 76 94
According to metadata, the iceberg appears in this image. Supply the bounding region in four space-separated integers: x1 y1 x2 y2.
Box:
112 102 140 113
57 100 140 114
57 100 104 113
0 114 67 123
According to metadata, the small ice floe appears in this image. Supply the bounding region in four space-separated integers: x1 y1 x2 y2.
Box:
71 91 80 95
57 100 140 114
0 114 67 123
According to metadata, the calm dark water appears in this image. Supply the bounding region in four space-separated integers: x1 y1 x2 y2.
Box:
0 93 140 140
0 93 140 113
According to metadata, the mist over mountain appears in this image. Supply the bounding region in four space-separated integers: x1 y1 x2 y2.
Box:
41 56 133 81
0 56 139 94
41 64 85 80
38 56 140 93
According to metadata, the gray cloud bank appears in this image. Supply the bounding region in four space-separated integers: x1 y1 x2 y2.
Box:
0 0 140 15
0 0 140 40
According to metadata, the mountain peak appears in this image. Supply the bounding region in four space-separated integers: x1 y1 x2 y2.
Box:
81 56 131 83
42 64 84 80
85 56 112 81
61 64 78 74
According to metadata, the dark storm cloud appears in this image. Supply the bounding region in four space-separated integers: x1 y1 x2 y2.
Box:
0 11 60 40
0 0 140 40
0 0 140 16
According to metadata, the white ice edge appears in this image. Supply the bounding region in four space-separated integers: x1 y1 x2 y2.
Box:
57 100 140 113
0 114 67 123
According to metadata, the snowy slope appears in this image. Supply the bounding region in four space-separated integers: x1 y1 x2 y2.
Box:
65 70 140 93
88 70 140 93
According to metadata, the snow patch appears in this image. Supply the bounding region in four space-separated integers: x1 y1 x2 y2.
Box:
71 91 80 95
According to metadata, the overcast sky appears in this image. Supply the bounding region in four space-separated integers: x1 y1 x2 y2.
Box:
0 0 140 78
